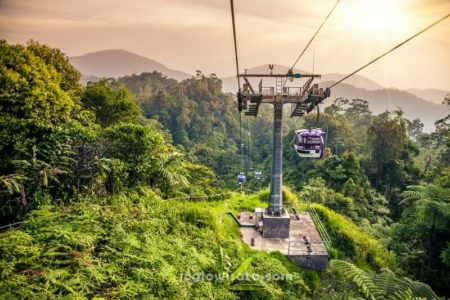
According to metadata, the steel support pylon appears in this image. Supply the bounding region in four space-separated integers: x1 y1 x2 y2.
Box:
267 102 284 216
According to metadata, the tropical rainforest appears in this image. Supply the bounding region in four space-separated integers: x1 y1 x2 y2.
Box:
1 40 449 299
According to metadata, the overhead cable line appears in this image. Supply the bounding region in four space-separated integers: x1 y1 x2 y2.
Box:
329 13 450 89
163 189 240 202
247 118 252 170
240 113 244 156
312 105 320 128
230 0 241 91
289 0 341 72
230 0 246 172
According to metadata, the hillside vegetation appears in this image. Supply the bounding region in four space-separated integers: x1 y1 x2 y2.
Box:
0 188 439 299
1 40 449 298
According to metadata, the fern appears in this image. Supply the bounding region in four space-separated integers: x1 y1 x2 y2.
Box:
0 174 27 195
331 260 439 300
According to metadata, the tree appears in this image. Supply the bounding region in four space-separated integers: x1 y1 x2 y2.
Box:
392 184 450 296
98 123 217 197
0 40 76 222
406 118 424 141
145 90 171 126
119 72 244 189
416 95 449 155
345 99 372 120
367 115 406 187
365 113 421 216
100 123 167 186
442 93 450 106
82 79 140 127
324 97 348 115
26 40 82 98
433 114 450 146
392 108 407 130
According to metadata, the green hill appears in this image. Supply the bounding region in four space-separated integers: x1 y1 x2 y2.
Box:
1 187 438 299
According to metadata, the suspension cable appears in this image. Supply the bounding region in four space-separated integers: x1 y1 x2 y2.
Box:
289 0 341 72
163 187 242 202
239 112 244 158
230 0 245 167
247 118 252 170
329 13 450 89
230 0 241 91
313 105 320 127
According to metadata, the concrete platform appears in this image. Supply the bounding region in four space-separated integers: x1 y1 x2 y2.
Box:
238 211 329 270
237 211 259 227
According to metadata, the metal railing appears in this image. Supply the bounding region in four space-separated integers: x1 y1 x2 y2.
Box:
259 87 303 97
261 87 274 96
284 87 302 96
307 204 332 252
288 240 328 256
0 221 25 232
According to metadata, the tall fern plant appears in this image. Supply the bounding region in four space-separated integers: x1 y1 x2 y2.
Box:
331 260 439 300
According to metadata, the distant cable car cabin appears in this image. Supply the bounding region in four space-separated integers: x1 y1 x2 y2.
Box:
294 128 326 159
255 171 262 180
237 172 246 185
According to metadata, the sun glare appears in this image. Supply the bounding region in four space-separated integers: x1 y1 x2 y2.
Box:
343 0 407 34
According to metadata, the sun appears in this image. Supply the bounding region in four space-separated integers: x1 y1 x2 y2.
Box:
342 0 407 34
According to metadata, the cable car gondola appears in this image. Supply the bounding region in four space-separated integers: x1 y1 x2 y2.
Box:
294 128 326 159
237 172 246 185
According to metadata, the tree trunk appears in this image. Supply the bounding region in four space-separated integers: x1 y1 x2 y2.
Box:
421 155 432 178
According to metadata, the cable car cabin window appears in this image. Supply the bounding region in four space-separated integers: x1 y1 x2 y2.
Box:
302 137 322 145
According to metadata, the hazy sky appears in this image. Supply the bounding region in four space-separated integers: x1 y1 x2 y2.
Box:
1 0 449 90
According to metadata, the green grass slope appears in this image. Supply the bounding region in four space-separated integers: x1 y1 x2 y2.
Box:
0 187 424 299
0 188 311 299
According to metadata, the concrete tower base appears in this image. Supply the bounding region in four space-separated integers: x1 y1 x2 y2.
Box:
262 212 291 238
237 211 329 271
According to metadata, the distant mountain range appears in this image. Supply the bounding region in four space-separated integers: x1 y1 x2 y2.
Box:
405 88 448 105
70 50 449 131
70 49 191 81
320 81 448 132
221 64 384 92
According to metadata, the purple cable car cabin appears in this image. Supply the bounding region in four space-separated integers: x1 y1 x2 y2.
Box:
294 128 326 159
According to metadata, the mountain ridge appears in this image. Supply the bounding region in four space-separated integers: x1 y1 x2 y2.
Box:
319 81 449 131
406 88 449 105
70 49 191 81
224 64 384 91
70 49 449 131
